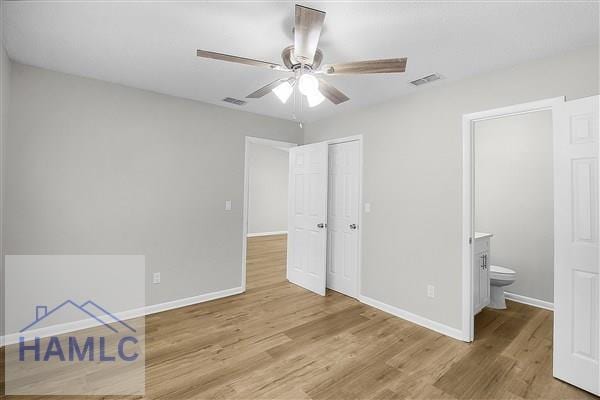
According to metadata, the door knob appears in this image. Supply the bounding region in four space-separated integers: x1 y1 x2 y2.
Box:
349 224 358 230
317 223 326 228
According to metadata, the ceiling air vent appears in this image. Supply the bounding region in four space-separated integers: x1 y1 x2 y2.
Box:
222 97 247 106
410 73 442 86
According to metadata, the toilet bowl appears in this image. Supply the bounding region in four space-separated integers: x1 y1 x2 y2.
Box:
489 265 516 309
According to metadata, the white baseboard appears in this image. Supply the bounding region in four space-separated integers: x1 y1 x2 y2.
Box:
1 286 244 347
144 286 244 315
247 231 287 237
358 295 467 342
505 292 554 311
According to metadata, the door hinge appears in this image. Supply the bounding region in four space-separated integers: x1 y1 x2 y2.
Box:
469 237 473 245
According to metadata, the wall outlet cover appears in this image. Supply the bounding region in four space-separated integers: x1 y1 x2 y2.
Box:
153 272 161 284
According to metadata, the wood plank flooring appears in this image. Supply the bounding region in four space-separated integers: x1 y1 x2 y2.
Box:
1 234 595 399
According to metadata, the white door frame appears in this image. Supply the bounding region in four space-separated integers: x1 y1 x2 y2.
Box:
323 135 364 299
461 97 564 341
242 136 298 292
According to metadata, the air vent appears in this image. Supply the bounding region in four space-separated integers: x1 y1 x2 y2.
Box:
410 73 442 86
222 97 247 106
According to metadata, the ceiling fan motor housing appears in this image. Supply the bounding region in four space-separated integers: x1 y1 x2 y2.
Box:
281 45 323 70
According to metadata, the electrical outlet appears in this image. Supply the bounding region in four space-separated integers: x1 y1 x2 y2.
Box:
225 200 232 211
153 272 161 284
427 285 435 298
364 203 371 213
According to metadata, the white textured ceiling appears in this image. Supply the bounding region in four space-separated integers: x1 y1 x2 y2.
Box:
3 1 598 122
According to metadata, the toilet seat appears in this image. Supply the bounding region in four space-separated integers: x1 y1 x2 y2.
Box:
490 265 516 280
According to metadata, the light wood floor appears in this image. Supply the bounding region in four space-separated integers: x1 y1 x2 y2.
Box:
2 234 595 399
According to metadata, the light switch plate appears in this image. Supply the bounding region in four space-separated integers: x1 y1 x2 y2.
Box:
153 272 161 284
225 200 232 211
364 203 371 213
427 285 435 298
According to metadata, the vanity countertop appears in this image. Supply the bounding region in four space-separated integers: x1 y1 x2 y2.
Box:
475 232 494 240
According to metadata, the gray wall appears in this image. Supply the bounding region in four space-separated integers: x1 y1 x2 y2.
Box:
304 46 599 330
247 142 289 235
5 63 302 307
1 6 11 336
474 111 554 303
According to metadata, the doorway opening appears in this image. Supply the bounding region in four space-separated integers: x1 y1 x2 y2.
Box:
242 137 297 291
462 97 563 342
473 109 555 314
462 96 599 395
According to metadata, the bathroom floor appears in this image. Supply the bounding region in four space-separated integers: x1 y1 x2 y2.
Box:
468 301 571 398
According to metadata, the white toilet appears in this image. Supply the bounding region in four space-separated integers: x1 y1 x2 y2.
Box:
489 265 516 309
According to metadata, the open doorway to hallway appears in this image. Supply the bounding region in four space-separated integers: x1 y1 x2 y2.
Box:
242 137 297 291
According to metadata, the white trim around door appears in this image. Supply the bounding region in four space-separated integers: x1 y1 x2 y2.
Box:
242 136 297 292
461 97 564 342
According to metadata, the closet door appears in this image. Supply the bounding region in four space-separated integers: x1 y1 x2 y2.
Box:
326 141 360 298
286 142 329 296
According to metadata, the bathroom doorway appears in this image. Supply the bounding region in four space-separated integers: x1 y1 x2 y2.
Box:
473 109 555 313
462 97 562 342
461 96 600 395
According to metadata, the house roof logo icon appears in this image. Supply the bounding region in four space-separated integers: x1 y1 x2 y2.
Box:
20 300 136 334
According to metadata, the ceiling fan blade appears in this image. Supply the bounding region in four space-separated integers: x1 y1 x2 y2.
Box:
324 58 407 75
246 79 288 99
197 49 288 71
294 5 326 65
318 78 349 105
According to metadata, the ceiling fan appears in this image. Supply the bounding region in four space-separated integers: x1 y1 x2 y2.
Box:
196 4 407 108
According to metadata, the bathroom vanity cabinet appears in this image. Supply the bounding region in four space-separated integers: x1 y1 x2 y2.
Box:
473 233 492 314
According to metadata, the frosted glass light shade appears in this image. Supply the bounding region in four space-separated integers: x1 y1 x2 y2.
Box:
306 91 325 108
272 81 294 103
298 74 319 96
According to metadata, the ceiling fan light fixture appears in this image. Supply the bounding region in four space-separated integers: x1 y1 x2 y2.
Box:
197 5 408 112
272 80 294 103
298 73 319 97
306 91 325 108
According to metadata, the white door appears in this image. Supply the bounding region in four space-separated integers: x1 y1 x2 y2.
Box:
287 142 329 296
326 140 360 298
554 95 599 395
